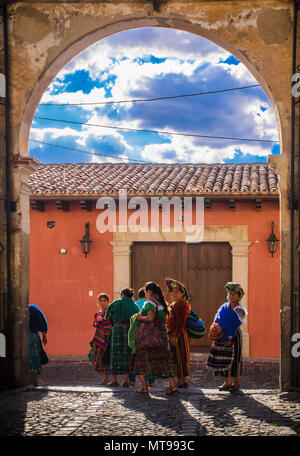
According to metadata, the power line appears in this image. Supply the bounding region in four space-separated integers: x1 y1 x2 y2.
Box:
39 84 260 106
34 116 279 144
28 138 151 163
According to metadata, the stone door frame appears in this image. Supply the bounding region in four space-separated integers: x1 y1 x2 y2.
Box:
110 225 251 356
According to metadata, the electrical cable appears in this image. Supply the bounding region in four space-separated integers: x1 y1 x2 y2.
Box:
39 84 260 106
28 138 151 163
33 116 279 144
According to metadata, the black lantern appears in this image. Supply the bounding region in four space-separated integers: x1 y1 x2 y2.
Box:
80 222 92 258
266 221 279 257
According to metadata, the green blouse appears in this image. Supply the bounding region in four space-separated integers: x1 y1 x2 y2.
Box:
142 300 167 321
105 297 139 323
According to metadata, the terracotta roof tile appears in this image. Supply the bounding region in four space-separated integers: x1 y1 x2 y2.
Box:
29 162 279 197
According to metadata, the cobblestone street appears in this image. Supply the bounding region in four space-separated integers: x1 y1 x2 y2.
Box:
0 356 300 439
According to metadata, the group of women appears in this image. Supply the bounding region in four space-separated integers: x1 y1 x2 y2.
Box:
91 278 247 394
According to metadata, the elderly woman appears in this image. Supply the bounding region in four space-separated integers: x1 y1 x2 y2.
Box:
165 278 191 389
208 282 247 392
105 288 139 387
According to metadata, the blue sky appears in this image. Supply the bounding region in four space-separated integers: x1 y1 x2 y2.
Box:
29 27 279 165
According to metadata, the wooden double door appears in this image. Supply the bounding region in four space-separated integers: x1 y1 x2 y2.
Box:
131 242 232 350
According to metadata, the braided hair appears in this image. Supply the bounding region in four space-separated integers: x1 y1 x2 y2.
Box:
144 281 169 315
121 288 134 298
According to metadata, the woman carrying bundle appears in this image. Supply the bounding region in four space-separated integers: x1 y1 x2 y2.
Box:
129 281 177 395
165 278 191 389
207 282 247 392
90 293 112 385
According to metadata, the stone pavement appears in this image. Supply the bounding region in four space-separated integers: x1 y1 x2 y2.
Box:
0 355 300 438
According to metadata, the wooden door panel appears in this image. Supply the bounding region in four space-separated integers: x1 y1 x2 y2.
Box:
131 243 178 300
186 242 232 348
131 241 232 351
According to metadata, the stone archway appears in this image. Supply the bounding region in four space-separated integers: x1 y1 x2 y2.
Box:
2 1 294 389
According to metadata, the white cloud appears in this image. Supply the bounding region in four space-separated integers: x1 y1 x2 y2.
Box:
30 126 81 141
42 28 233 107
141 134 272 164
216 61 258 84
107 59 201 101
41 86 107 107
243 101 278 140
90 152 129 164
58 28 230 77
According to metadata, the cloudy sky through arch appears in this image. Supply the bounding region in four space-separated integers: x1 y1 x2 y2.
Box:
29 27 280 165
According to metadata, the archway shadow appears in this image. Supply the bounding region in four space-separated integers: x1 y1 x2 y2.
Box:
112 387 299 436
0 388 49 436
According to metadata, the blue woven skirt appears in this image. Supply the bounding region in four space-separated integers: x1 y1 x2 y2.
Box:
29 332 42 374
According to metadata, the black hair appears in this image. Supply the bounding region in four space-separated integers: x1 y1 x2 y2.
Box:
144 281 169 315
121 288 134 298
97 293 109 302
138 287 146 299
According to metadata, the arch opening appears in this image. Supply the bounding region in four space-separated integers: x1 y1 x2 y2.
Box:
26 23 281 364
21 18 282 163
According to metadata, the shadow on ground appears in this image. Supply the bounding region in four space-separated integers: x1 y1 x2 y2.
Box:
38 356 280 389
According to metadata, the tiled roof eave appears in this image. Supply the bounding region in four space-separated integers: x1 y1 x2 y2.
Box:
30 191 279 200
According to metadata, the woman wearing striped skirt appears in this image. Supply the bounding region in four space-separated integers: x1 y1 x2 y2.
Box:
165 278 191 389
28 304 48 384
105 288 139 387
207 282 247 392
129 281 177 395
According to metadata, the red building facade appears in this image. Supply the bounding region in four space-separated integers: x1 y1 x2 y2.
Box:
29 162 280 359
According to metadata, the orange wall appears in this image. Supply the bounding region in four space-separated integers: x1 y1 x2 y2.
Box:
205 201 280 359
29 204 114 356
29 199 280 358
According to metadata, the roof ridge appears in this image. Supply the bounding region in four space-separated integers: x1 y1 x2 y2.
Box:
36 162 270 167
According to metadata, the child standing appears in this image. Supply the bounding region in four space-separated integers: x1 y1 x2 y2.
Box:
91 293 112 385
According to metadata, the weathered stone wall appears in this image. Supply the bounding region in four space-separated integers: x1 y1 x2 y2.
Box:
0 0 296 388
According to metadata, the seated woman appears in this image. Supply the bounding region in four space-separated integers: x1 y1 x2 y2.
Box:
208 282 247 392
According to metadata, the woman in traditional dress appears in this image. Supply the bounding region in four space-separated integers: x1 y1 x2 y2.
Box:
28 304 48 384
135 287 148 312
165 278 191 389
130 281 177 395
128 287 154 387
91 293 112 385
208 282 247 392
105 288 139 387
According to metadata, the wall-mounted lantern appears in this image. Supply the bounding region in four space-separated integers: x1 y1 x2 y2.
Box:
266 221 279 257
80 222 92 258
